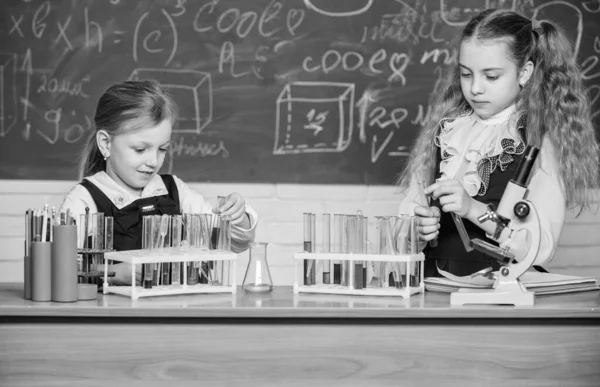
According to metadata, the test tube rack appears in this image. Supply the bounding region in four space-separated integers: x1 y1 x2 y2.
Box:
103 247 237 300
293 252 425 298
77 248 116 284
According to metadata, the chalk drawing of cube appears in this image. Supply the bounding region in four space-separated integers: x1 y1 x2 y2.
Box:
274 82 355 155
129 68 212 134
0 53 17 137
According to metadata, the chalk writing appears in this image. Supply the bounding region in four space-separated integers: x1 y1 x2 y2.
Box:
303 48 410 84
193 0 303 39
36 75 90 98
1 0 599 182
303 0 373 17
32 1 50 39
36 108 92 145
0 54 18 137
133 10 178 66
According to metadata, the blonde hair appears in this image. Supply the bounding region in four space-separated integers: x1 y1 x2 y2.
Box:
398 9 599 212
78 80 178 179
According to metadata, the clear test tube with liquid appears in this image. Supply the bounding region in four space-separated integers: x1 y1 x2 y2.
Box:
184 214 199 285
303 213 316 285
360 214 369 288
211 215 231 285
156 214 171 286
171 215 183 286
322 213 331 284
104 216 114 285
142 215 155 289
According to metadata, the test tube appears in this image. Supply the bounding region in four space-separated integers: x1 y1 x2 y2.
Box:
341 214 349 286
322 213 331 284
171 215 183 286
348 216 363 290
303 213 315 285
212 196 227 249
333 214 342 285
142 215 154 289
158 214 171 285
217 216 232 251
104 216 114 286
92 213 104 281
409 215 420 287
104 217 114 251
360 215 368 287
198 214 211 250
185 214 199 286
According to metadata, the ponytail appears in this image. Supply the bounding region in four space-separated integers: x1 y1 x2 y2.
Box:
77 129 105 180
523 20 600 210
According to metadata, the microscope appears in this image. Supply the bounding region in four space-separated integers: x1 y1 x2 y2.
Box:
451 145 541 306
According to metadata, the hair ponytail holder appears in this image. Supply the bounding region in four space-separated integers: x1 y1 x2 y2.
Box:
531 19 543 36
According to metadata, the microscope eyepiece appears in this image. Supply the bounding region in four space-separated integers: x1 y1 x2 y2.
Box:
512 146 539 187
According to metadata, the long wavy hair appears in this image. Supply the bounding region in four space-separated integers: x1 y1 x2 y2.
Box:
397 9 599 211
77 79 178 179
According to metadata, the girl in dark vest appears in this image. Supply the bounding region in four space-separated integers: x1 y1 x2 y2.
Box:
60 80 257 284
397 9 599 277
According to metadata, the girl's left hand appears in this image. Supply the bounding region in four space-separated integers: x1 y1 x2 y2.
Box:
214 192 248 225
424 179 473 217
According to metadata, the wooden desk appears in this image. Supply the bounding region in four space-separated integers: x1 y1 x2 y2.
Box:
1 283 599 386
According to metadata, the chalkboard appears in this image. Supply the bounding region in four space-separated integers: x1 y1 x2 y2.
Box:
1 0 599 184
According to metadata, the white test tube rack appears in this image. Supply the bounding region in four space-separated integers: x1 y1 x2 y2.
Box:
103 247 237 300
293 252 425 298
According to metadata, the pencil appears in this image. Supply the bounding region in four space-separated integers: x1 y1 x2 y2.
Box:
41 205 48 243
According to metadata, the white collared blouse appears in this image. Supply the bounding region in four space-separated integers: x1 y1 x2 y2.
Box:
59 171 258 253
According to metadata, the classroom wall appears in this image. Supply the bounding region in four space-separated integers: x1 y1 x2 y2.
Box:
1 180 599 284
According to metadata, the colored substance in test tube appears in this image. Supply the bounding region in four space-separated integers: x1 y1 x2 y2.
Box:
187 263 199 285
334 265 341 284
354 263 364 289
303 241 314 285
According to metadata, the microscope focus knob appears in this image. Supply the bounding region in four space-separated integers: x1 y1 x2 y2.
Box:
514 201 530 219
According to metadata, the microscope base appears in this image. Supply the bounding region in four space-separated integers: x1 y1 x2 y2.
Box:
450 278 535 306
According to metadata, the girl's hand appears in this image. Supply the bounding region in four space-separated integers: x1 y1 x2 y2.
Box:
214 192 249 226
99 263 141 286
414 205 441 241
424 180 473 217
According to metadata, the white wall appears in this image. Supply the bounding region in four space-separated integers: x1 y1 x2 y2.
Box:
1 180 599 284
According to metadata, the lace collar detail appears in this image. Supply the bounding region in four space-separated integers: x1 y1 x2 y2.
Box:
434 106 526 196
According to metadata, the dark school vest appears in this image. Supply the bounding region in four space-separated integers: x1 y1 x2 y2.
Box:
424 125 527 277
79 175 181 251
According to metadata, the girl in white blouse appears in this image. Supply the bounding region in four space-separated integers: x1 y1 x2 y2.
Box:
397 9 599 277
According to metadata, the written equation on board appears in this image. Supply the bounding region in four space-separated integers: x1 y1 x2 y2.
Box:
1 0 599 175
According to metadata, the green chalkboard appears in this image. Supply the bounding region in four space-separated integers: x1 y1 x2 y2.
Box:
0 0 598 184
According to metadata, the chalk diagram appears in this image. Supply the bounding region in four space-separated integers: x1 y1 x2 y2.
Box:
274 82 355 154
0 53 18 137
129 68 212 134
304 0 373 17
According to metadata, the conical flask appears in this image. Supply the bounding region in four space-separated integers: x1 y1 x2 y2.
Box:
242 242 273 293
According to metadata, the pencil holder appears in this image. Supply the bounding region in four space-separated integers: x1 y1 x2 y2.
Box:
24 255 32 300
31 241 52 302
51 225 78 302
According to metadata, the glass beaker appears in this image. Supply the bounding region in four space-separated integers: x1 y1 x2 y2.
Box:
242 242 273 293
